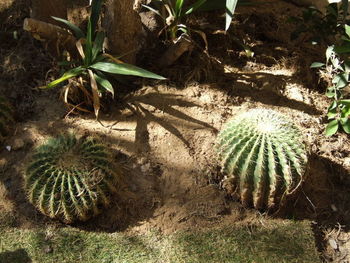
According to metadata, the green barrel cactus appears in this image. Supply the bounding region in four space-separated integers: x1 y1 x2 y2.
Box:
216 108 308 210
0 95 14 142
24 134 120 223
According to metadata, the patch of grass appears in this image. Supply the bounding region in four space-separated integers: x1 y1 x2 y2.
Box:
0 183 17 229
170 222 319 263
0 220 320 263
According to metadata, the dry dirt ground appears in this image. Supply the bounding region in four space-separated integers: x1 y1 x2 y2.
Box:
1 0 350 262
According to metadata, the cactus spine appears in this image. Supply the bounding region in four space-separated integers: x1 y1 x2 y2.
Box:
216 108 308 210
24 134 120 223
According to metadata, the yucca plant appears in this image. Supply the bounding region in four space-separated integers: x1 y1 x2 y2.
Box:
143 0 240 40
0 95 14 142
24 134 121 223
43 0 165 117
143 0 209 42
216 109 308 210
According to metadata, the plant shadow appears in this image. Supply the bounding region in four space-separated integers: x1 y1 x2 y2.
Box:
0 248 32 263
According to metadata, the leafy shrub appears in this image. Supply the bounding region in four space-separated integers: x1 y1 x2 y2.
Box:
43 0 165 117
24 134 121 223
290 0 350 136
143 0 243 41
311 27 350 136
290 0 349 45
216 109 308 210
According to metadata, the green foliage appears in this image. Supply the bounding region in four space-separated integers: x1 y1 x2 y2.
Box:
0 96 14 142
24 134 120 223
216 109 308 210
143 0 208 41
289 0 349 45
225 0 238 31
293 1 350 136
312 45 350 136
44 0 165 117
143 0 249 41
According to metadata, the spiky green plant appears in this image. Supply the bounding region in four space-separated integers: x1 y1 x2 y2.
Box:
216 108 308 210
24 134 120 223
0 95 14 142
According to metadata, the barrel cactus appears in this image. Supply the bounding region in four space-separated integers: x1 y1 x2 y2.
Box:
24 134 120 223
0 95 14 142
216 108 308 210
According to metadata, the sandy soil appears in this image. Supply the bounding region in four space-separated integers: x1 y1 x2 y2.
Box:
1 0 350 262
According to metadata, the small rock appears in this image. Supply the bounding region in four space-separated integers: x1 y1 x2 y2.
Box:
5 146 11 151
12 138 25 150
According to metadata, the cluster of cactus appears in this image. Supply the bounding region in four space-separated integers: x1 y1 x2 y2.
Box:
0 95 14 142
216 108 308 210
24 134 120 223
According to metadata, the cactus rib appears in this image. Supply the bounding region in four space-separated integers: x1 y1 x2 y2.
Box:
216 108 308 210
24 134 120 223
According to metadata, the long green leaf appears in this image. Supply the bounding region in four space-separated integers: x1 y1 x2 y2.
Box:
185 0 207 15
92 31 105 62
339 99 350 106
84 19 93 66
175 0 184 17
51 16 85 39
225 0 238 31
90 0 102 34
142 4 163 17
44 67 85 89
90 62 166 80
94 71 114 97
310 62 325 68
